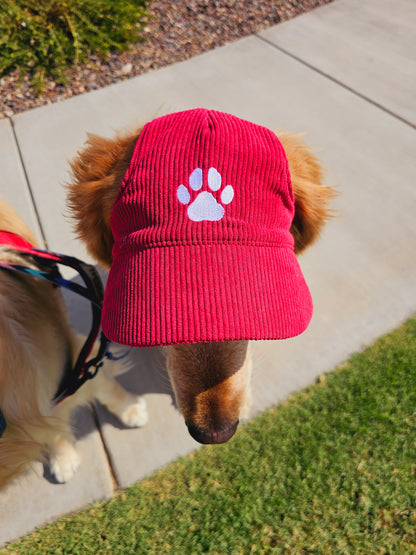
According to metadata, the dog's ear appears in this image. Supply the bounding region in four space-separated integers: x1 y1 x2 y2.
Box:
67 129 141 268
279 132 336 254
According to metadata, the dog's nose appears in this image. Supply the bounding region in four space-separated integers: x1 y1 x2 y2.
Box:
187 421 239 444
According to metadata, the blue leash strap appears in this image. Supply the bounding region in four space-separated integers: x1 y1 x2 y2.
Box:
0 410 6 437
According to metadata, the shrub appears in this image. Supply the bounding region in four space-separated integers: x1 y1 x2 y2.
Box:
0 0 149 92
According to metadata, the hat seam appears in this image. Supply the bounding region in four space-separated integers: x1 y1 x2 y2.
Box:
114 239 295 254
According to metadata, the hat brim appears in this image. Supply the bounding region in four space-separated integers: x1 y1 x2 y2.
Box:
102 244 313 347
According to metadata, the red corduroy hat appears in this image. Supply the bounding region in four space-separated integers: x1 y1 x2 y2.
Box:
102 109 313 347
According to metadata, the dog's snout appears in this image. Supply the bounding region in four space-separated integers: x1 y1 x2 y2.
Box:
187 421 239 444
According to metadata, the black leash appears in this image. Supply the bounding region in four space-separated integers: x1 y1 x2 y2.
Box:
0 243 109 405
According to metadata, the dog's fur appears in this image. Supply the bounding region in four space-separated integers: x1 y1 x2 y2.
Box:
67 126 335 444
0 198 147 489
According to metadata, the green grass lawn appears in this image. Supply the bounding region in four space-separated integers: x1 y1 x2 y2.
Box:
3 317 416 554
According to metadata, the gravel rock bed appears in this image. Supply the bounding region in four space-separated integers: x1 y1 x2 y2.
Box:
0 0 333 118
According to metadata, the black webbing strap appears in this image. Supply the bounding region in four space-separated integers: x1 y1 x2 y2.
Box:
0 246 108 404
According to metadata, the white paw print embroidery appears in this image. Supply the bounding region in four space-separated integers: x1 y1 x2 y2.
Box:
177 167 234 222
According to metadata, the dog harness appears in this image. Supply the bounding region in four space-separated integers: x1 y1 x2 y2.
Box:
0 231 112 436
0 411 5 437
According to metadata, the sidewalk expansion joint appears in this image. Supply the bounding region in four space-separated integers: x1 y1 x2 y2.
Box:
9 118 50 249
255 34 416 131
91 405 119 492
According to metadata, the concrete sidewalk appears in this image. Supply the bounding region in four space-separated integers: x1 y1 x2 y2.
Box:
1 0 415 545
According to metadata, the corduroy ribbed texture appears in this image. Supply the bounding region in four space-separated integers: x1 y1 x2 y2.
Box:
102 109 313 346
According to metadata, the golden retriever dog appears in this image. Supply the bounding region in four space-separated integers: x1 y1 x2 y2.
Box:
67 110 335 445
0 198 147 489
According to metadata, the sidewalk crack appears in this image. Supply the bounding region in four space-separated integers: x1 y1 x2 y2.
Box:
9 118 50 248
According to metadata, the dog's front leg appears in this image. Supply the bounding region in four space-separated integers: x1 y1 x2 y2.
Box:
87 364 148 429
47 400 81 483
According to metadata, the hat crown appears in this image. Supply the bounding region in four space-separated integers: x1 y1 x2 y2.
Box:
103 109 312 347
111 109 295 254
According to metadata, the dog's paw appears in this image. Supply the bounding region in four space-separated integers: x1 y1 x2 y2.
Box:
177 167 234 222
118 396 148 428
49 444 81 483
